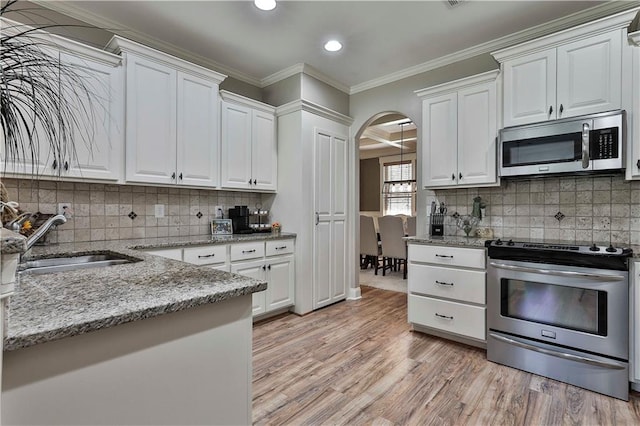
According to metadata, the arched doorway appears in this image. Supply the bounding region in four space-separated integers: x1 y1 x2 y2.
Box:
355 111 417 293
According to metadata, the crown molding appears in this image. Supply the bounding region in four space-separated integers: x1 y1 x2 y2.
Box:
261 63 350 93
276 100 353 126
630 30 640 46
350 2 639 95
31 0 259 86
220 90 275 113
414 69 499 98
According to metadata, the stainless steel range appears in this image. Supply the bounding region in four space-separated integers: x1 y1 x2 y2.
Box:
486 239 632 400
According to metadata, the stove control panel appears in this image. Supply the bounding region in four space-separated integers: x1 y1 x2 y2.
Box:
486 239 630 256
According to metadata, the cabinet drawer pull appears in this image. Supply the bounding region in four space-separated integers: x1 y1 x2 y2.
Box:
275 246 287 250
242 249 256 254
435 254 453 258
197 253 215 258
435 313 453 320
435 280 453 286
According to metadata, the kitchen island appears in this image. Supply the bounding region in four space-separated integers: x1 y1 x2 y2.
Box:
0 234 291 425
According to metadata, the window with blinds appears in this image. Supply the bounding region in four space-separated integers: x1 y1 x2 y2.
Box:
382 161 415 215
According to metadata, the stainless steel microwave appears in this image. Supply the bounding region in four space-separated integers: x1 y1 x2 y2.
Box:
498 110 625 177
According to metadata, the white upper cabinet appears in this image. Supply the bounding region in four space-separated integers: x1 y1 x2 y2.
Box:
1 38 123 181
416 70 499 189
494 14 630 128
107 36 225 188
220 91 277 191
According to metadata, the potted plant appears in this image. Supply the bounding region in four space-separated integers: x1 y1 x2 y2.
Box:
1 0 102 225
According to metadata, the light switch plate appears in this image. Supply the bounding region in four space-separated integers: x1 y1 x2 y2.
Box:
154 204 165 218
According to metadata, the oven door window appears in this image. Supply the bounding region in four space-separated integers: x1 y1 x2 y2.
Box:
500 279 607 336
502 132 582 167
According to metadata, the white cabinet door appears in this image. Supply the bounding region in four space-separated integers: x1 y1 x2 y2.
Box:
220 101 252 189
265 255 294 311
457 81 497 187
1 46 58 176
422 93 458 187
502 49 556 126
231 260 266 316
632 261 640 384
313 128 347 309
557 30 622 119
60 52 123 181
251 109 277 191
125 54 177 185
176 71 219 187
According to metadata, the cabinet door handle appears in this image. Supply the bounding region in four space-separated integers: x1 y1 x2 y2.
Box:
242 249 256 254
451 173 455 180
248 179 252 185
275 246 287 250
435 254 453 258
52 159 57 170
636 159 640 170
267 264 271 270
197 253 215 258
262 265 266 270
459 172 462 180
64 161 69 171
559 103 564 115
253 179 257 185
435 313 453 320
435 280 454 286
548 105 553 116
172 172 176 180
315 212 319 226
179 172 183 180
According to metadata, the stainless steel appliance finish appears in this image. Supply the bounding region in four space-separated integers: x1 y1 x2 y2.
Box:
499 110 624 177
486 240 632 400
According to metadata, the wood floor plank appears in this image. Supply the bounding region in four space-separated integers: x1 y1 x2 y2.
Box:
253 286 640 425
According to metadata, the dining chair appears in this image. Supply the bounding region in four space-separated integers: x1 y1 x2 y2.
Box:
406 216 417 236
378 215 408 279
360 215 382 274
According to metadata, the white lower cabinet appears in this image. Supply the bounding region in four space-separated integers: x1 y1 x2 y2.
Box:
630 261 640 390
407 243 486 344
142 238 295 318
231 239 295 318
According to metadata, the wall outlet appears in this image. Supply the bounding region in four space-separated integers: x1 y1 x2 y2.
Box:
154 204 165 218
58 202 73 218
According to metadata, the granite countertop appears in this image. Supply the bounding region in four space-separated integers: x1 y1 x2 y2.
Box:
4 232 296 352
0 227 27 254
404 235 487 248
405 234 640 259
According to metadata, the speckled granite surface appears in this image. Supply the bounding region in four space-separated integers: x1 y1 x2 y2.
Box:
0 228 27 254
405 235 487 248
4 233 295 351
405 234 640 258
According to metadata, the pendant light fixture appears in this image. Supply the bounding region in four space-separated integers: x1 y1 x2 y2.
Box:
382 120 417 194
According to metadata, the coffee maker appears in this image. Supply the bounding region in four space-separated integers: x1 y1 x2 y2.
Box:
228 205 253 234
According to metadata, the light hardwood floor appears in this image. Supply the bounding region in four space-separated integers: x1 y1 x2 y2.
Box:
253 286 640 425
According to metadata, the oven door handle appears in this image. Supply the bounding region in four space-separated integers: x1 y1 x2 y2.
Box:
488 262 625 281
582 122 590 169
489 333 626 370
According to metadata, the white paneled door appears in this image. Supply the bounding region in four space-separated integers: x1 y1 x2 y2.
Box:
313 128 347 309
220 101 253 189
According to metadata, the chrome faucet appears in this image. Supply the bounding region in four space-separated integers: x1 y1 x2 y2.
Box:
25 214 67 250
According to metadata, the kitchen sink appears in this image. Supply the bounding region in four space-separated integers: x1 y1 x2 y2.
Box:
19 252 141 275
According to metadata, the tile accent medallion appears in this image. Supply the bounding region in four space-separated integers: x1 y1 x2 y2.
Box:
1 179 264 243
434 175 640 245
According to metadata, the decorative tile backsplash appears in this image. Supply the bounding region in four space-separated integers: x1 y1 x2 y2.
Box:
434 174 640 245
1 178 264 243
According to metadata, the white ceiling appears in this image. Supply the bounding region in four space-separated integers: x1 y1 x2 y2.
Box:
33 0 636 93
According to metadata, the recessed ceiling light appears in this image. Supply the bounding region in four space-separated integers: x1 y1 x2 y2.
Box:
324 40 342 52
254 0 276 11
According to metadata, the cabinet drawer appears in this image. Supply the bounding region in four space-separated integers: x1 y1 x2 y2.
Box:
408 264 485 304
230 242 265 261
183 245 227 265
408 244 485 269
408 294 486 341
266 239 294 257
